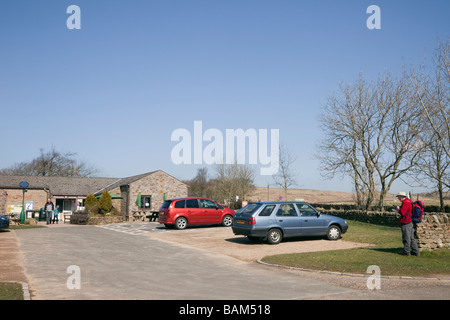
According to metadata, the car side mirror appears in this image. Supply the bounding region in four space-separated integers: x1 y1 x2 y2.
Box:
316 211 321 217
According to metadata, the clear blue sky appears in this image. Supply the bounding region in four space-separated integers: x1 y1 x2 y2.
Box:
1 0 449 193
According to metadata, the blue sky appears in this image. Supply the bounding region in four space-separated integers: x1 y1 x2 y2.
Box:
0 0 449 193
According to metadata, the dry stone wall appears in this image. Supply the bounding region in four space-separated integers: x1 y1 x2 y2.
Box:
415 213 449 251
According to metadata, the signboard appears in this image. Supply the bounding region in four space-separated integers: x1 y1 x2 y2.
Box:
25 201 34 211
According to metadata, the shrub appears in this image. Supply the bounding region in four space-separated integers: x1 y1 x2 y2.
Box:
85 193 98 213
98 191 112 214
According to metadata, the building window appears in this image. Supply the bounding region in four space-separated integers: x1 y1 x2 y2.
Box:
140 195 151 209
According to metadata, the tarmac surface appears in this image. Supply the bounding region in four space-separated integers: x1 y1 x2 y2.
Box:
1 221 449 300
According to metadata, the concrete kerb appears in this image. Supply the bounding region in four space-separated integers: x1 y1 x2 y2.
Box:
4 281 31 300
256 259 450 281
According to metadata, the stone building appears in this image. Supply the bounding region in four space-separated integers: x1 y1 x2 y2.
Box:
0 170 187 219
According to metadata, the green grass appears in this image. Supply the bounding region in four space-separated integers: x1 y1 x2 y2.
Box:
8 225 46 230
0 282 24 300
261 220 450 277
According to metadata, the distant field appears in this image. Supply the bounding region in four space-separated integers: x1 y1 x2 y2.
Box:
248 187 449 206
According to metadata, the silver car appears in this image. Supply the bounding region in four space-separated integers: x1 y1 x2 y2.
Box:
232 201 348 244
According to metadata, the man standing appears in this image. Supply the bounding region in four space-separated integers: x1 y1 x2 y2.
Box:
44 198 54 225
396 192 420 256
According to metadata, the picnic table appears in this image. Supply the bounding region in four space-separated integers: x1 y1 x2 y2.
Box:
129 211 159 222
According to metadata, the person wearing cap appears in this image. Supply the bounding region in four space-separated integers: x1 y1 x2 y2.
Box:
396 192 420 256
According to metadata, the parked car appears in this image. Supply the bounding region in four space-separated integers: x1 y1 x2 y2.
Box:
159 197 235 230
0 215 10 229
232 201 348 244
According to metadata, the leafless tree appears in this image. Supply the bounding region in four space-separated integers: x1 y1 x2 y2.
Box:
318 71 424 211
408 38 450 208
185 167 216 199
215 163 255 208
273 144 297 200
0 146 98 177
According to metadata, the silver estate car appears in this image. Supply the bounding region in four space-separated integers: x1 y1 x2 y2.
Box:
232 201 348 244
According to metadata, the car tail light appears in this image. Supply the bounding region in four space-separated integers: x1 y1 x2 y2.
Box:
248 217 256 225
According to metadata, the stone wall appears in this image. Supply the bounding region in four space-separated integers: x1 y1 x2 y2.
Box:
87 215 125 225
0 190 7 215
110 170 188 215
321 210 400 227
415 213 449 251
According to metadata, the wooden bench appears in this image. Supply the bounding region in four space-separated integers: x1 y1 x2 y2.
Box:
70 213 88 225
11 218 22 226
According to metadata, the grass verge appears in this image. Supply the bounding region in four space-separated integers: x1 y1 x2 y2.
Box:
261 220 450 277
0 282 24 300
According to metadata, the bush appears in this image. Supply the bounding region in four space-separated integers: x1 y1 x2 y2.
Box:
85 193 98 213
98 191 112 214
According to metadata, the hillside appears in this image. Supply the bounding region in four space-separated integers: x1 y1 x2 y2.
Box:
248 187 356 204
247 187 448 205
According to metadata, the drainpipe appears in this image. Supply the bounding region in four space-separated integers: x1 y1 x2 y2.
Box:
126 184 130 217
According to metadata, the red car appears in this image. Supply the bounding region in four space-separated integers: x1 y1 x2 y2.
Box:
159 197 235 230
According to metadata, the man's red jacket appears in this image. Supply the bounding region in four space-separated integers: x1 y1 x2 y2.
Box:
398 198 413 225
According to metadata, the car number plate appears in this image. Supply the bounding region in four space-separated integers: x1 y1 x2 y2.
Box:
236 220 245 224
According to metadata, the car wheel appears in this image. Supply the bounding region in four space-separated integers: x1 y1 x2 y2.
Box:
221 215 233 227
174 217 188 230
267 229 282 245
327 225 341 240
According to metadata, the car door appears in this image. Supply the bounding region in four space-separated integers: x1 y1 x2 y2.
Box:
275 203 301 236
184 199 202 224
198 199 221 224
296 203 326 236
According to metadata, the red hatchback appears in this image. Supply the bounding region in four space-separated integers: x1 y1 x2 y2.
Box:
158 197 235 230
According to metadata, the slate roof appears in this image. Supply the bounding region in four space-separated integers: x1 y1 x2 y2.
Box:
94 171 157 195
0 175 119 196
0 170 186 197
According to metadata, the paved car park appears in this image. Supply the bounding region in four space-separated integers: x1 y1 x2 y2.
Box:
2 222 449 300
11 224 356 300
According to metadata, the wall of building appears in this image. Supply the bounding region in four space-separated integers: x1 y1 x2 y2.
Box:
0 188 49 216
111 171 188 215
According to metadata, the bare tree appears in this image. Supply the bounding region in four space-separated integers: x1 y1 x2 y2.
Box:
318 71 424 210
273 144 297 200
0 147 98 177
185 167 216 199
410 125 450 211
317 75 376 210
410 39 450 158
215 163 255 208
408 39 450 208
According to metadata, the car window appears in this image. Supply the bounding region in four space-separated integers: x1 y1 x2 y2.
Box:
296 203 317 216
258 205 276 217
199 199 217 208
236 203 261 215
160 201 171 209
185 199 199 208
174 200 185 208
276 204 298 217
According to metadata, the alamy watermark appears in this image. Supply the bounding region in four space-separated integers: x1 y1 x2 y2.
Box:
366 265 381 290
66 265 81 290
171 121 280 175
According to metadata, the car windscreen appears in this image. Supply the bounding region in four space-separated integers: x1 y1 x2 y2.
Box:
236 203 262 215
